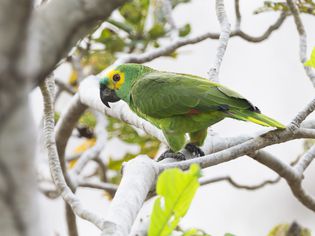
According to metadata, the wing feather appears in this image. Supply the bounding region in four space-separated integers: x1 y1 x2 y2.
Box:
130 72 255 118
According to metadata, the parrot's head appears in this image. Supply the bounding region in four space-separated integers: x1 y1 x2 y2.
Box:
99 63 153 108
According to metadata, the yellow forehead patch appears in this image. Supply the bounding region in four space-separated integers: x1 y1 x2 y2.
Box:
107 70 125 90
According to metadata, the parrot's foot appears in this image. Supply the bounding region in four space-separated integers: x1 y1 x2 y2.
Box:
157 150 186 162
185 143 205 157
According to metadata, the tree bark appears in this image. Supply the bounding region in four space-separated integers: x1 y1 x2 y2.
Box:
0 96 42 236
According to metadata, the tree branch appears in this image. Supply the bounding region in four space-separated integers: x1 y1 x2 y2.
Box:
70 110 108 176
294 144 315 177
78 179 118 197
0 0 32 80
199 175 281 190
18 0 128 82
233 12 287 43
55 78 76 95
55 93 87 184
40 75 106 230
288 97 315 131
101 156 159 236
208 0 231 81
234 0 241 30
286 0 315 86
79 76 167 144
160 95 315 171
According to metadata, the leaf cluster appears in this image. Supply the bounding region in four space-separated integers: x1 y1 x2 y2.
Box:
92 0 192 56
255 0 315 15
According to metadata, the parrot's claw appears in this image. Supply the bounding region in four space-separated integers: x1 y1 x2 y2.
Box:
158 150 186 162
185 143 205 157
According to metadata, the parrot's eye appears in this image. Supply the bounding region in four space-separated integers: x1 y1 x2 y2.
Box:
113 74 121 82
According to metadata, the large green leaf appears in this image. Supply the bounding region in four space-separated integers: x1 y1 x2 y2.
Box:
305 47 315 69
149 164 201 236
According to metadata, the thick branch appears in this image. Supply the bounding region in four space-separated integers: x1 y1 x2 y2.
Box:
18 0 128 81
79 77 167 144
160 95 315 171
0 0 33 129
101 156 159 236
0 0 32 79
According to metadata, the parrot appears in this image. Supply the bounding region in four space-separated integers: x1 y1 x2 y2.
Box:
99 63 285 160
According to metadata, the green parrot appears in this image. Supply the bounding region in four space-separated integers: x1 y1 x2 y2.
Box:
99 63 285 160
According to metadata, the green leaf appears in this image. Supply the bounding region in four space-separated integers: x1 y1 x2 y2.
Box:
82 51 116 73
304 47 315 68
153 41 160 48
178 24 191 37
268 222 311 236
108 153 136 171
182 228 211 236
119 0 149 31
254 1 315 16
79 111 97 128
148 164 201 236
171 0 191 8
95 28 125 53
54 112 60 123
107 18 134 35
149 23 166 39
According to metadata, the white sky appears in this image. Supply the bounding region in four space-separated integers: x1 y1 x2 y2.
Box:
31 0 315 235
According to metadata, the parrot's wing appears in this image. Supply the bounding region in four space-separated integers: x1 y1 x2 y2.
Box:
130 72 258 118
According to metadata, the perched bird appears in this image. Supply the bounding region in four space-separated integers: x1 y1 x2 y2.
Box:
99 63 285 160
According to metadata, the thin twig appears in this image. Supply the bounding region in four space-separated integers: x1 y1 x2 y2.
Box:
199 175 281 190
234 12 287 43
295 143 315 176
78 179 118 197
55 94 87 188
55 78 76 95
234 0 241 30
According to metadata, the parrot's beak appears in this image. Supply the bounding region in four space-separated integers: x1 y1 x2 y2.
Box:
100 84 121 108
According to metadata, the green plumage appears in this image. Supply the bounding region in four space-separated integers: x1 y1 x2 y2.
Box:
100 63 285 152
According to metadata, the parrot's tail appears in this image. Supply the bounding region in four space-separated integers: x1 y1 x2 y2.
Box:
227 110 285 129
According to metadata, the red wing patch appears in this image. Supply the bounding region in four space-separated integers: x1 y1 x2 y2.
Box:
186 108 201 115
